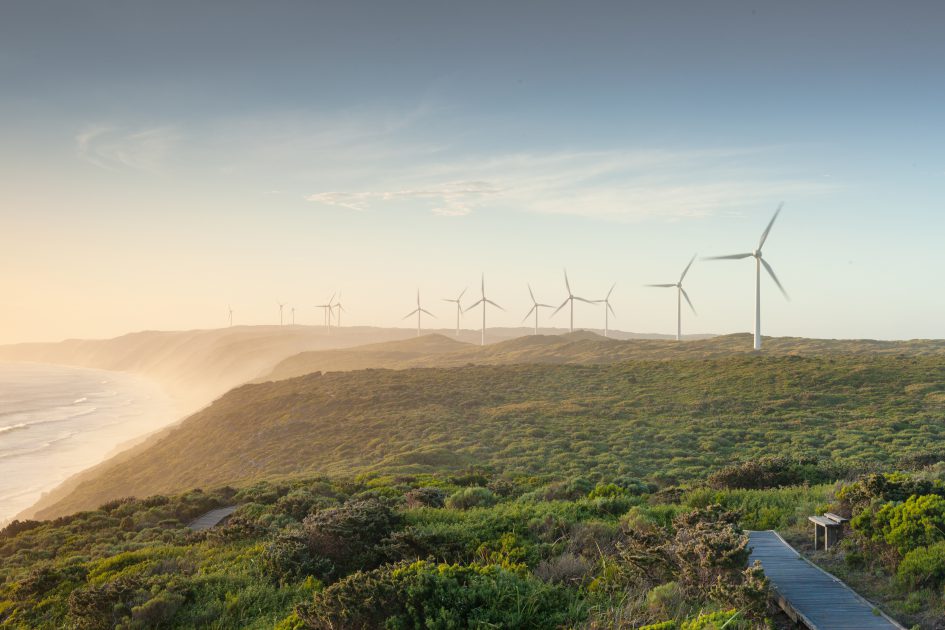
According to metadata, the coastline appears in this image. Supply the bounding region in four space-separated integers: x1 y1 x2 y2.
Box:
0 362 181 524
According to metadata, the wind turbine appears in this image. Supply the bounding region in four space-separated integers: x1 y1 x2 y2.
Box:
291 306 296 325
523 284 553 335
403 290 436 336
646 254 697 341
277 301 286 326
333 292 346 328
594 284 617 338
704 204 789 350
228 305 233 327
552 270 594 333
316 294 335 333
442 288 467 336
464 274 503 346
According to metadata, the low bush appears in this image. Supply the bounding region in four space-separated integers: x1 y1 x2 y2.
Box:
896 541 945 588
445 487 496 510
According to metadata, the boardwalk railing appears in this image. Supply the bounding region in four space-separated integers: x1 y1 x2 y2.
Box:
748 530 905 630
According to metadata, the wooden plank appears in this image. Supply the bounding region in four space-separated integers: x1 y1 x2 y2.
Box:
187 505 237 531
748 530 905 630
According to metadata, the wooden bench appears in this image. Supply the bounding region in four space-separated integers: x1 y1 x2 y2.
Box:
808 512 849 550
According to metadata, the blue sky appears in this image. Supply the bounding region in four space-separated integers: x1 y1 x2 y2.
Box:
2 1 944 343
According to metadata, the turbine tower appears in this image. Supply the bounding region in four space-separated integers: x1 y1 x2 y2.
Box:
277 301 286 326
464 274 503 346
594 284 617 338
228 305 233 327
704 204 788 350
552 270 594 333
646 254 697 341
442 288 467 336
316 294 335 333
523 284 553 335
403 290 436 336
291 306 296 325
333 292 346 328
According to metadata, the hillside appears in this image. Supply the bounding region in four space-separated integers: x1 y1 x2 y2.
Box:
262 331 945 381
33 351 945 519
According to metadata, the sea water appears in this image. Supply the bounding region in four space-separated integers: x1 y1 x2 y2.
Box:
0 362 177 523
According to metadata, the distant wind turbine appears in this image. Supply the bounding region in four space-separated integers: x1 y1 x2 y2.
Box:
704 204 789 350
646 254 697 341
594 284 617 338
277 301 286 326
523 284 553 335
316 294 335 333
333 292 346 327
403 290 436 336
464 274 503 346
552 270 594 333
442 288 467 336
291 306 296 325
228 305 233 327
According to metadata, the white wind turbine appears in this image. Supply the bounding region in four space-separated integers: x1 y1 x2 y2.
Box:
291 306 296 325
403 290 436 336
277 301 286 326
646 254 697 341
442 288 467 336
333 292 346 328
523 284 553 335
464 274 503 346
552 270 594 333
228 305 233 327
594 284 617 338
704 204 789 350
316 294 335 333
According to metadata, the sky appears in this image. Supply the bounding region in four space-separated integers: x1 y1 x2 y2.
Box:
2 0 945 344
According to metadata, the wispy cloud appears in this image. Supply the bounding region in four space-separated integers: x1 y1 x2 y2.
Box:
76 125 180 173
306 149 836 221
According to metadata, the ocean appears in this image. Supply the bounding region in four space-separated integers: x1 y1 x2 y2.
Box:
0 362 177 523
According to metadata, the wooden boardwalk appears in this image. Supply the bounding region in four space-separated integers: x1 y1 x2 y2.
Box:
187 505 237 531
748 531 905 630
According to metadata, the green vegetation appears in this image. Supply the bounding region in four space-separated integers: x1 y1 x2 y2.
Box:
780 466 945 628
38 351 945 518
1 471 814 628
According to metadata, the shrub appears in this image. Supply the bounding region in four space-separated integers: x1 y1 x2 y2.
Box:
263 528 332 582
297 560 578 629
534 552 593 585
645 581 686 620
404 487 448 509
897 542 945 588
445 487 496 510
707 456 836 491
854 494 945 555
302 497 401 578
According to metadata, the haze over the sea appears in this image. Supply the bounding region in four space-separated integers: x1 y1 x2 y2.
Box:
0 362 176 523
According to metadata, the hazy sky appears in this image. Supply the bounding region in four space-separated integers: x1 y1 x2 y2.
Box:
3 1 945 344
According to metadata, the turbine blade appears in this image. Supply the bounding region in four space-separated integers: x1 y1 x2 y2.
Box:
563 269 571 294
680 287 697 315
402 309 419 320
758 203 783 250
760 257 789 300
552 298 569 316
646 283 676 288
606 283 615 300
703 253 753 260
528 283 535 303
573 296 595 304
608 302 616 316
679 254 697 283
485 299 504 311
464 299 484 313
420 308 437 317
458 287 467 301
522 305 536 322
